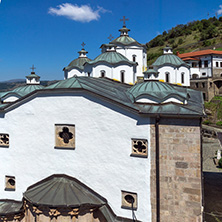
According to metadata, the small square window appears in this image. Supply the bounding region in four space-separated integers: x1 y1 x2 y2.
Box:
5 176 15 191
131 139 148 157
55 124 75 149
121 191 137 210
0 134 9 147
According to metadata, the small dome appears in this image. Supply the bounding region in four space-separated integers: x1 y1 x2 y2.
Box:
152 54 187 67
128 81 189 104
64 57 91 71
86 51 136 65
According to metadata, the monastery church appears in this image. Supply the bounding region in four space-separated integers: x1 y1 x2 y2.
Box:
0 18 204 222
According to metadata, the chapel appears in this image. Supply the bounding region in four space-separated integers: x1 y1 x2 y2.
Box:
64 17 147 84
0 18 204 222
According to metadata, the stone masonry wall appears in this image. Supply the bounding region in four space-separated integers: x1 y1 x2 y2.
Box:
150 118 202 222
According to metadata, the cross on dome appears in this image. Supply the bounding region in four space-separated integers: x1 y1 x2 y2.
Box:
30 65 36 72
120 16 129 27
108 34 114 42
81 42 86 49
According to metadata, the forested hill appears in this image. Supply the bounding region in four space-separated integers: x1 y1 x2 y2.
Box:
146 16 222 65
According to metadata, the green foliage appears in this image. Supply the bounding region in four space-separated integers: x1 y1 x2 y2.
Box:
218 158 222 168
216 121 222 126
203 40 212 47
202 120 212 125
178 38 184 45
146 16 222 50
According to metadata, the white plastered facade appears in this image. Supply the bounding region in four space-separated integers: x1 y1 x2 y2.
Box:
0 91 152 221
115 44 147 78
84 63 136 84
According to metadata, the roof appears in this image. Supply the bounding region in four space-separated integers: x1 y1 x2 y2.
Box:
85 51 136 65
0 200 23 216
23 174 106 207
0 84 44 101
178 49 222 59
64 57 91 71
152 54 189 67
0 76 204 117
128 80 188 102
26 72 40 78
143 69 159 75
183 57 200 61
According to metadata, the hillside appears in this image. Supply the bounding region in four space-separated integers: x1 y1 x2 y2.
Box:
146 16 222 66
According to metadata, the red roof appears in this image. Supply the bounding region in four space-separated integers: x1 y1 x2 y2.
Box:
178 50 222 59
183 57 200 61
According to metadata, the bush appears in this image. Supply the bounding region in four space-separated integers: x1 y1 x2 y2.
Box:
202 120 212 125
216 121 222 126
178 38 184 45
218 158 222 168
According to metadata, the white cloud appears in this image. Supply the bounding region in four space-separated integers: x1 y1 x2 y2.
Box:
48 3 108 23
217 5 222 15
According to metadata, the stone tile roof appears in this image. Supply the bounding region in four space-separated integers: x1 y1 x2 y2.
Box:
178 50 222 59
0 77 205 117
0 200 23 216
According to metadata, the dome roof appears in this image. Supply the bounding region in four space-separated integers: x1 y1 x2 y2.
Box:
111 36 139 46
128 81 189 103
64 57 91 71
86 51 136 65
23 174 106 207
152 54 188 67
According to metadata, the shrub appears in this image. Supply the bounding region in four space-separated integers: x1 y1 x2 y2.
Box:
178 38 184 45
216 121 222 126
202 120 212 125
218 158 222 168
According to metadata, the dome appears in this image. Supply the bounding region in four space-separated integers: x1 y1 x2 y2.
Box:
152 54 188 67
128 81 189 104
64 57 91 71
86 51 136 65
111 36 139 45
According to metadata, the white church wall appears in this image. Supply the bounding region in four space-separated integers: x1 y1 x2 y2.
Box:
67 68 84 79
157 66 175 83
116 45 147 77
178 66 190 86
0 92 151 221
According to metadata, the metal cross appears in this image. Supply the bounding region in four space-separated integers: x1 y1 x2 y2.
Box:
120 16 129 26
108 34 114 42
81 42 86 48
30 65 36 72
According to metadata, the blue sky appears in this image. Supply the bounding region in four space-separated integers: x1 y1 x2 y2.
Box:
0 0 221 81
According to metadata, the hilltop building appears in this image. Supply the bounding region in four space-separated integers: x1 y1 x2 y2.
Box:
144 46 190 86
178 49 222 101
64 21 147 84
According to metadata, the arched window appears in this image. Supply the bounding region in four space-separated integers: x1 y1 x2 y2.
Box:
192 74 198 79
121 71 125 83
132 55 136 62
165 72 170 83
181 72 185 84
100 70 105 78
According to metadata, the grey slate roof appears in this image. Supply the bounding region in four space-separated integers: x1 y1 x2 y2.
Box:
23 174 106 207
64 57 92 71
0 84 44 101
0 200 23 216
85 51 136 65
0 76 204 117
152 54 189 67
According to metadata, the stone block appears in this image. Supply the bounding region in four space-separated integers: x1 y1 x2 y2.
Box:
175 162 188 169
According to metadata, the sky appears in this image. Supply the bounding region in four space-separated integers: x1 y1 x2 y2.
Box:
0 0 222 81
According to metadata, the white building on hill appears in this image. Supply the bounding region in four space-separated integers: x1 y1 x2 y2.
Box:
64 19 147 84
144 46 190 86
